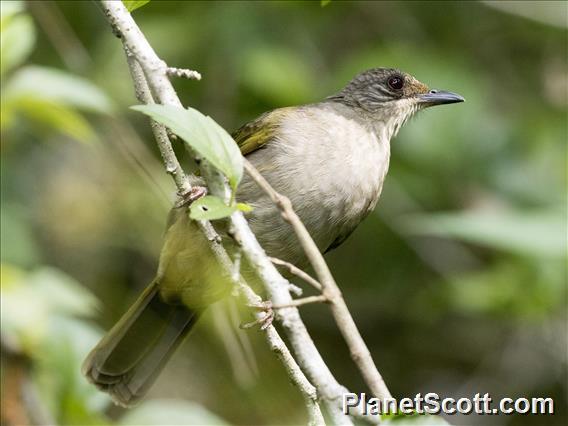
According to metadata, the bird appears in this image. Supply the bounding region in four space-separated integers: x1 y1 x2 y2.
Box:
82 67 464 406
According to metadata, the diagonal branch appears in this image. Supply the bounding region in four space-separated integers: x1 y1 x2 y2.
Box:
269 257 323 291
244 159 392 401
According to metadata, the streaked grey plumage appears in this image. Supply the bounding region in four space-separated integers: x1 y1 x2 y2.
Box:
83 67 464 406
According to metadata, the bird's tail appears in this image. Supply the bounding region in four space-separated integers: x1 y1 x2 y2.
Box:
82 280 200 407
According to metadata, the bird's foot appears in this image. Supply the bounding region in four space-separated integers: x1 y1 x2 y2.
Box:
175 186 207 208
240 300 274 331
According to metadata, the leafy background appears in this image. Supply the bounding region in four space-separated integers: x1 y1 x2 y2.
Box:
1 1 566 425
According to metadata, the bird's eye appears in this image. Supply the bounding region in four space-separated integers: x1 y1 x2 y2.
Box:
387 75 404 90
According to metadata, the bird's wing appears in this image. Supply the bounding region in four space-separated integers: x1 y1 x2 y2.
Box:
325 229 357 254
232 107 293 156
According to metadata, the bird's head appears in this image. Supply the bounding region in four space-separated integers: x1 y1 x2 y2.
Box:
328 67 464 138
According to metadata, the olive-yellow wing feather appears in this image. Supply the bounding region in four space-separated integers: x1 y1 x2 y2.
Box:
232 107 292 156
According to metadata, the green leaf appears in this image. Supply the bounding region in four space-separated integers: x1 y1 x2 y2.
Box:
131 104 243 189
399 209 566 258
1 263 109 422
1 66 109 141
321 0 331 6
1 265 100 355
236 202 253 212
0 10 35 76
3 66 114 113
1 1 25 23
30 267 100 317
189 196 237 221
122 0 151 12
1 264 47 353
36 316 110 424
12 97 96 142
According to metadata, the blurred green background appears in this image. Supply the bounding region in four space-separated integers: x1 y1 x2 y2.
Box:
1 1 566 425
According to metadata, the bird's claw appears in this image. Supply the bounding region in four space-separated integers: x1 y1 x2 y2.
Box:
175 186 207 208
240 300 274 330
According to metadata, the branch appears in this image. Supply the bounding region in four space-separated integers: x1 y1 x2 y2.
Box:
269 257 322 291
124 50 191 194
166 66 202 80
273 295 329 309
236 282 324 426
244 160 392 401
229 213 378 424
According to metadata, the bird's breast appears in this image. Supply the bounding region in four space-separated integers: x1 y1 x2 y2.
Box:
239 105 391 265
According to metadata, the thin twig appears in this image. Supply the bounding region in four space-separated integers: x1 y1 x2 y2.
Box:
231 249 242 283
273 295 328 309
166 66 202 80
244 159 392 401
270 257 323 291
288 283 304 296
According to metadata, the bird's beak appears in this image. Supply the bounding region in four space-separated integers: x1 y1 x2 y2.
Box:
419 90 465 106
